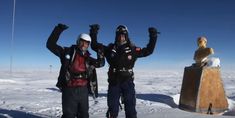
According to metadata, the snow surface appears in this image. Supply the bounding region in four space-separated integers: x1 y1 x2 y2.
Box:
0 69 234 118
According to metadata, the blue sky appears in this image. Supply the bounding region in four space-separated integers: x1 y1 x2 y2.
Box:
0 0 235 71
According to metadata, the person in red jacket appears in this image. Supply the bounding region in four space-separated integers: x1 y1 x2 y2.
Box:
46 23 104 118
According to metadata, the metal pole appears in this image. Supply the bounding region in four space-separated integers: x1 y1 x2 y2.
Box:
49 65 52 73
10 0 16 76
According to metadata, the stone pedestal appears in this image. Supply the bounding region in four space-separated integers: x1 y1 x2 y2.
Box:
179 66 228 113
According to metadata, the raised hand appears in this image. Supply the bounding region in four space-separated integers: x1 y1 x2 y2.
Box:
89 24 100 34
57 23 68 31
148 27 159 37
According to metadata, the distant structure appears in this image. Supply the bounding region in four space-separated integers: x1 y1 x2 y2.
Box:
49 65 52 73
179 36 228 114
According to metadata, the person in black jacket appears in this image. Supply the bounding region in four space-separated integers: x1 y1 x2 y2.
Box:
46 23 104 118
89 24 159 118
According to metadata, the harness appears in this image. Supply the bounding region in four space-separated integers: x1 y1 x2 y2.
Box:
110 67 133 73
70 72 88 79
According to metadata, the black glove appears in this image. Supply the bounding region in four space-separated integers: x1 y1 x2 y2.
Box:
56 23 68 31
97 48 104 58
148 27 159 37
90 24 100 34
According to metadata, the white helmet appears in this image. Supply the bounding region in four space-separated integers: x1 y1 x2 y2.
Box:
77 33 91 44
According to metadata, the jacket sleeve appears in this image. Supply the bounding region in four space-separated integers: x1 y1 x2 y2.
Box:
46 26 65 58
135 34 158 58
88 48 105 68
90 29 108 54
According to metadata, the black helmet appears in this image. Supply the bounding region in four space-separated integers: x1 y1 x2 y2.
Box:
115 25 130 45
116 25 128 35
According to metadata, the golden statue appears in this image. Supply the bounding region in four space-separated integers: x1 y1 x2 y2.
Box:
193 36 214 67
179 37 228 114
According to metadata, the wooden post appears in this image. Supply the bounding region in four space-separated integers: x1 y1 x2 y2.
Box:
179 66 228 114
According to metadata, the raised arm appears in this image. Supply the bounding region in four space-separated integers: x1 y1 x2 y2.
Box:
46 23 68 57
89 24 108 53
135 27 159 58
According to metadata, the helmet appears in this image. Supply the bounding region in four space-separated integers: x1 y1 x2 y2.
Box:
77 33 91 44
116 25 128 34
115 25 130 45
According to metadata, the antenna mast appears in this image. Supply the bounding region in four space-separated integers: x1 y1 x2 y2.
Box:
10 0 16 76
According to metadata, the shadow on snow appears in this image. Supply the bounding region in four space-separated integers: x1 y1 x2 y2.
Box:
46 87 178 108
99 93 178 108
0 108 42 118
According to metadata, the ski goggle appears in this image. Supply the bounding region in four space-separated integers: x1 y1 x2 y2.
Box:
116 25 128 34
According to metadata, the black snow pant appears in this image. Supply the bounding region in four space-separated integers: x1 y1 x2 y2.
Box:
107 79 137 118
61 86 89 118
